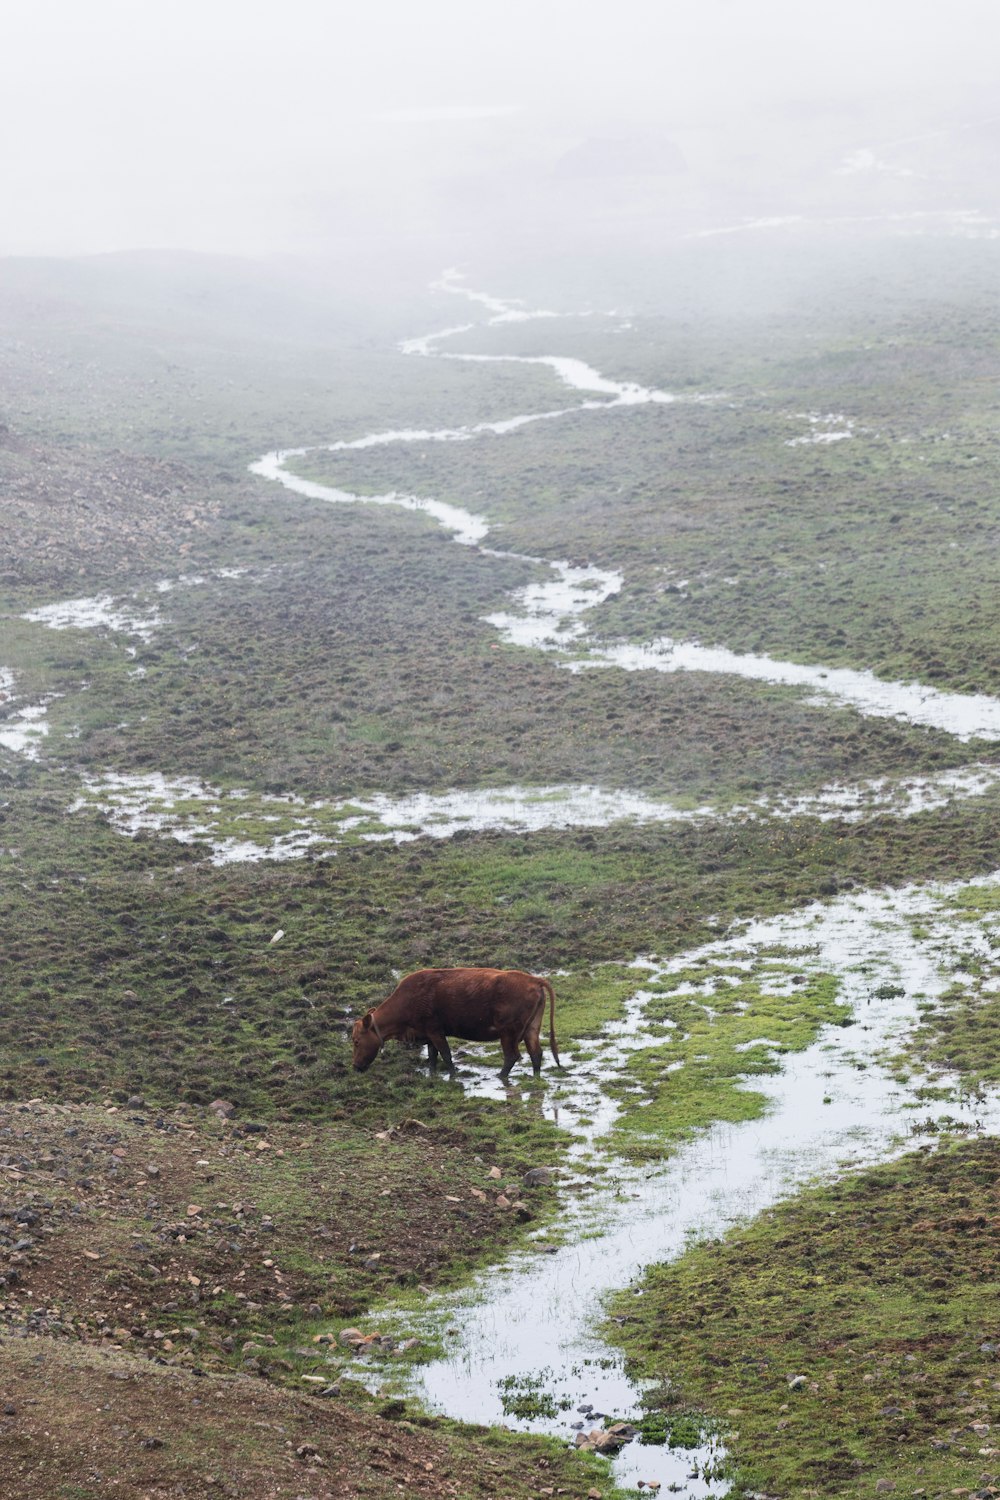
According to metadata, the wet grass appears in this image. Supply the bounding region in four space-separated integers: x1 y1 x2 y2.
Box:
4 766 1000 1128
606 968 847 1157
10 493 990 810
606 1135 1000 1497
891 885 1000 1096
3 237 1000 1494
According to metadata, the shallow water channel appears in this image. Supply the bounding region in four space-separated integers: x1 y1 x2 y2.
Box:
352 874 1000 1493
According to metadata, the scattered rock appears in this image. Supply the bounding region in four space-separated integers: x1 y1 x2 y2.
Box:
575 1423 635 1454
209 1100 235 1118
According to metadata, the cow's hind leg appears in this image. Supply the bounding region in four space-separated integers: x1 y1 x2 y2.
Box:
425 1029 455 1074
524 998 545 1076
499 1033 521 1082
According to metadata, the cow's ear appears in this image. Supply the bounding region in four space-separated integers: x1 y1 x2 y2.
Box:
361 1013 372 1031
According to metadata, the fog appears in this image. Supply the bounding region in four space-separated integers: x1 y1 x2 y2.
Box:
3 0 999 262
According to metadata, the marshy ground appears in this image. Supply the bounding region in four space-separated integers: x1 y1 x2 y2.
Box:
1 229 999 1497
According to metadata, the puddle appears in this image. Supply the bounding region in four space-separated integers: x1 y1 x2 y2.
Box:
66 772 329 865
65 763 1000 863
784 411 855 446
22 594 165 641
0 669 55 759
20 569 255 645
359 872 1000 1493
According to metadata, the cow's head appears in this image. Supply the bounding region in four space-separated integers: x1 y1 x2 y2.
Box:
351 1012 383 1072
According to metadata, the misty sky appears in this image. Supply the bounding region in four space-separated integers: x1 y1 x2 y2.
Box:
3 0 998 257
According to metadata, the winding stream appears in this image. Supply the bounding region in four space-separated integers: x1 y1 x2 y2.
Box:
255 270 1000 742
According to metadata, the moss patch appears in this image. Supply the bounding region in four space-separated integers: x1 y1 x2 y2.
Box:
607 967 847 1157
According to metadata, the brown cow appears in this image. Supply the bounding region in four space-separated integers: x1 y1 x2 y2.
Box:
351 967 561 1081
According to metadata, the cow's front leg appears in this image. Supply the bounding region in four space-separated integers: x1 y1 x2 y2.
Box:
425 1029 455 1074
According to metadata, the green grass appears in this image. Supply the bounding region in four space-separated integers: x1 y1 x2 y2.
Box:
607 1135 1000 1497
890 885 1000 1094
5 764 1000 1118
606 968 847 1156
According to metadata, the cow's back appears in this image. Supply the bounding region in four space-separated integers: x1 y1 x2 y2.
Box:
387 967 542 1041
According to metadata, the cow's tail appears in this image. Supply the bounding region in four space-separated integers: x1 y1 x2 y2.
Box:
540 978 562 1069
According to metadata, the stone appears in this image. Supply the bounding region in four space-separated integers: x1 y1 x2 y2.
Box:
209 1100 235 1118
